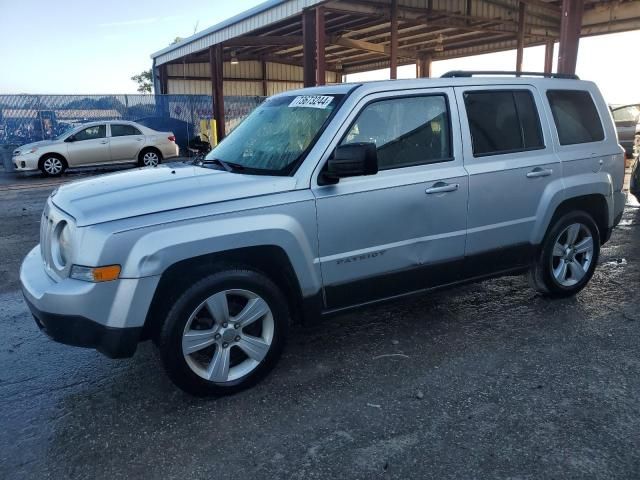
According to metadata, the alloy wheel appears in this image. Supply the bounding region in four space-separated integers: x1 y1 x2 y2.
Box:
43 157 63 175
182 289 274 383
143 152 159 166
551 222 594 287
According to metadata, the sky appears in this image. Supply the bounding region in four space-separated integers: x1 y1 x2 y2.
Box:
0 0 261 94
0 0 639 105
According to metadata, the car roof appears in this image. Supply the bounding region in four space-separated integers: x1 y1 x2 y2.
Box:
275 76 598 99
73 120 141 127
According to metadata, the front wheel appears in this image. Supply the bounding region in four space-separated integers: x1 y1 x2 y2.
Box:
529 211 600 297
39 155 67 177
157 268 290 396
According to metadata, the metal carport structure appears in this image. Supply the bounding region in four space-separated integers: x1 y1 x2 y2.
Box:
150 0 640 141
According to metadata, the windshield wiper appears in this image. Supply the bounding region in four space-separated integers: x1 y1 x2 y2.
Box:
199 158 242 172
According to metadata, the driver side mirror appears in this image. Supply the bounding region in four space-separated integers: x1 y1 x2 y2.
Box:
65 135 76 143
321 142 378 184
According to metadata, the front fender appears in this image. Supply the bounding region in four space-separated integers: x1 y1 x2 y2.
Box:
118 211 322 297
530 171 613 245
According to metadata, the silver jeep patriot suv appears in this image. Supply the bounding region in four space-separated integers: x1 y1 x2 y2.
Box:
21 72 627 396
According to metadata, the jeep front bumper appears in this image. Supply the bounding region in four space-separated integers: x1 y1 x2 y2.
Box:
20 246 159 358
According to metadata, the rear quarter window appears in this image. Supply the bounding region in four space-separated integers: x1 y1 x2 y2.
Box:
546 90 604 145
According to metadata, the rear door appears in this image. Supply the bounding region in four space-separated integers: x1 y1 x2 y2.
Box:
455 85 559 274
108 123 145 161
66 124 110 165
312 88 469 310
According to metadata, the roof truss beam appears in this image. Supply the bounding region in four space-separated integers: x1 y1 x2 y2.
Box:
328 34 418 59
223 35 303 47
324 0 559 36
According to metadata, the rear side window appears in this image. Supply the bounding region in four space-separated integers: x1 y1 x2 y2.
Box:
464 90 544 156
611 105 640 124
546 90 604 145
111 124 142 137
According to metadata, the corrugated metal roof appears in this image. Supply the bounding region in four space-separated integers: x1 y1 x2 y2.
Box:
152 0 324 65
151 0 640 75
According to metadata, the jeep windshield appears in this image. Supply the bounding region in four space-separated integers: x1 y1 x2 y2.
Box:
204 94 344 175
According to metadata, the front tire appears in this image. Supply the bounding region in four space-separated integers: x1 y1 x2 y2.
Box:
529 211 600 297
157 268 290 396
39 155 67 177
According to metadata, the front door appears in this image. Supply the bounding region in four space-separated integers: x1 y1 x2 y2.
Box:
312 89 468 310
66 124 110 165
454 86 560 274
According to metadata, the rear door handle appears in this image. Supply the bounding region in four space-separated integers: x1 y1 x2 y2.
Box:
526 168 553 178
425 182 459 194
99 140 108 144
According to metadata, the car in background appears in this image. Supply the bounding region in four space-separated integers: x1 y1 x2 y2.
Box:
631 155 639 201
134 116 193 154
12 120 179 176
611 104 640 159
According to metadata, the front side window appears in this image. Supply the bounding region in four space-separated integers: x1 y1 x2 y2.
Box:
341 95 452 170
547 90 604 145
464 90 544 156
206 94 343 174
111 124 141 137
74 125 106 141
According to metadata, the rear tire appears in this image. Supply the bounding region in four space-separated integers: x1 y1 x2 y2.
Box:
157 268 290 396
529 211 600 298
138 149 162 167
39 155 67 177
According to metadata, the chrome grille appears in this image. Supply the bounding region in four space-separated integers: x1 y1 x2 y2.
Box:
40 203 54 273
39 201 72 280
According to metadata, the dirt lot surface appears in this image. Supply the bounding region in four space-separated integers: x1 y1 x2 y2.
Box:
1 170 639 479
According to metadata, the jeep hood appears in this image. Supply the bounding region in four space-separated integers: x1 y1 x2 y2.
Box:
51 162 298 226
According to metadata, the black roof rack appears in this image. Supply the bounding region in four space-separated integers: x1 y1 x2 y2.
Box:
441 70 580 80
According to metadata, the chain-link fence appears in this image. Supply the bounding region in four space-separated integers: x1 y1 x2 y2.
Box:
0 94 265 169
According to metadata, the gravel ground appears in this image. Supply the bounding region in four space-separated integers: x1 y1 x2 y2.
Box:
0 175 639 480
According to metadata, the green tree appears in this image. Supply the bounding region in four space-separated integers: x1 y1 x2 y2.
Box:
131 70 153 94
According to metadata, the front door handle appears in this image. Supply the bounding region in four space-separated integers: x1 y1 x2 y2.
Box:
99 140 108 144
526 167 553 178
425 182 459 194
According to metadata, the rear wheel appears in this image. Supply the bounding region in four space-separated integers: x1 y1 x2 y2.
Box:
139 149 162 167
529 211 600 297
157 268 289 396
39 155 67 177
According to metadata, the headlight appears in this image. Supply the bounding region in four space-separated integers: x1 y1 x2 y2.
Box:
50 221 72 269
20 147 38 155
58 223 72 266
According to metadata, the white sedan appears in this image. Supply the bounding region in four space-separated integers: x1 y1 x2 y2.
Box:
12 120 179 176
